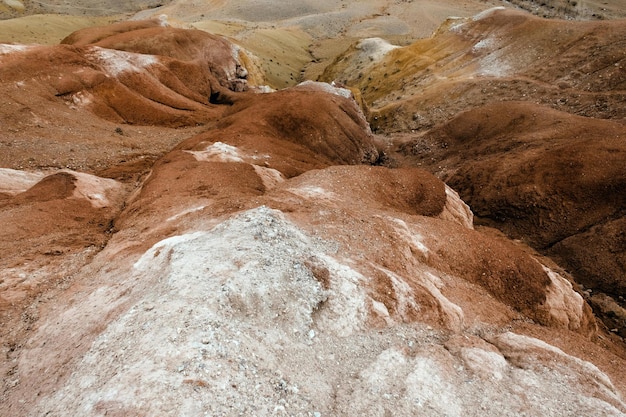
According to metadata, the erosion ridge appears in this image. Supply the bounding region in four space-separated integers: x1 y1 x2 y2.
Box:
1 2 626 416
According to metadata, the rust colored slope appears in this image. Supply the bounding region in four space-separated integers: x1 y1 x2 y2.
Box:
0 44 222 127
0 23 260 176
114 85 381 246
398 101 626 326
179 86 381 178
402 101 626 247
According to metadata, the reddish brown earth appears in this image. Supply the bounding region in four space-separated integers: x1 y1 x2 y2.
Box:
324 7 626 341
395 101 626 336
1 7 626 417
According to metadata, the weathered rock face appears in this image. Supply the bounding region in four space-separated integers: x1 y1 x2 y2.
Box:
1 13 626 417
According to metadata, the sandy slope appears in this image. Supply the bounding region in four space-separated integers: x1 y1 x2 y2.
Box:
322 7 626 130
0 0 167 18
143 0 507 87
3 0 624 89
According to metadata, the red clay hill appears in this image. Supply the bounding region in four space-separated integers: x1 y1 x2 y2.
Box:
1 13 626 417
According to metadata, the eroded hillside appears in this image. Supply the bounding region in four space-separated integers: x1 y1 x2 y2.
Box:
322 6 626 340
1 3 626 417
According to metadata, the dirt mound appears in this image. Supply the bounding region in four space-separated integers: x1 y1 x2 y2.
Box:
176 84 380 178
267 164 591 331
0 21 263 177
0 21 260 129
396 100 626 334
0 169 123 270
282 165 448 217
1 43 216 127
0 169 125 387
113 83 381 247
401 101 626 246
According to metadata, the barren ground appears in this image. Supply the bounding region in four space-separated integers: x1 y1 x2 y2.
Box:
1 1 626 416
